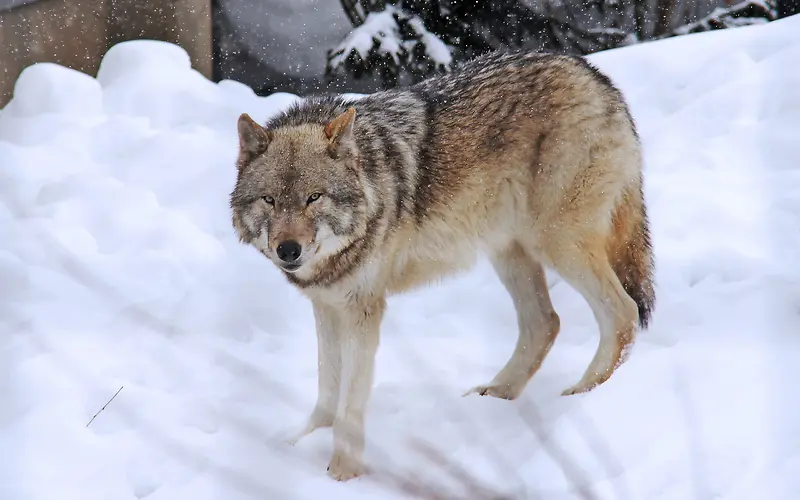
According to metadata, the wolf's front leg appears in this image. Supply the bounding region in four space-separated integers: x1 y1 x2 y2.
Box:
289 300 342 445
327 297 385 481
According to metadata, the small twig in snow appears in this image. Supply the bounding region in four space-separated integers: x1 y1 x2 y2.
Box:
86 386 124 427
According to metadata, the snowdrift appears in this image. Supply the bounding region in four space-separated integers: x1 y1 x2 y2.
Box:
1 15 799 500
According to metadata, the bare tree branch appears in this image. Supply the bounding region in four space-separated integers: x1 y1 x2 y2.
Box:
341 0 365 26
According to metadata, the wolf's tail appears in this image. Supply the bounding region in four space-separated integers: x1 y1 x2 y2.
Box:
606 179 656 329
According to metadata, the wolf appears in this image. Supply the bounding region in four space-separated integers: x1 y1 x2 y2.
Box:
230 49 655 481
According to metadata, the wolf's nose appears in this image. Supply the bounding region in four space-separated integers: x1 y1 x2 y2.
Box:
276 240 302 262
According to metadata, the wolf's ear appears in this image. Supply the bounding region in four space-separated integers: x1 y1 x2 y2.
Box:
324 107 356 158
237 113 272 163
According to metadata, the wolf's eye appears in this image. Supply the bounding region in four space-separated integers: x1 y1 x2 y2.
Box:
262 196 274 205
306 193 322 205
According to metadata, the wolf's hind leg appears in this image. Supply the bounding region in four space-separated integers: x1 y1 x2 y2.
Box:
464 241 560 400
547 237 639 396
288 300 342 445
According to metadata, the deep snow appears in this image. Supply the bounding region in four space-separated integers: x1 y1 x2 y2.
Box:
2 14 800 500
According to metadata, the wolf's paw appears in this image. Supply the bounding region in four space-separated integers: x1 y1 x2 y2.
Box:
285 431 308 447
463 382 523 400
327 451 366 481
286 410 335 446
560 381 599 396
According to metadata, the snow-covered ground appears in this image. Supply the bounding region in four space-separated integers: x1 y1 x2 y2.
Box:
2 15 799 500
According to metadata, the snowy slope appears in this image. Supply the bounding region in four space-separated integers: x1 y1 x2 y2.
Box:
2 15 799 500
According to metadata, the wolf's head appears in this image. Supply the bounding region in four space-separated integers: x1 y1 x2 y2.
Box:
230 107 369 279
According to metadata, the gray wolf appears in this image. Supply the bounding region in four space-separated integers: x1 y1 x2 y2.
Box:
230 49 655 481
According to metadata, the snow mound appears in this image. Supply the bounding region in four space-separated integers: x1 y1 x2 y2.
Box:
2 15 799 500
4 63 103 119
95 40 195 87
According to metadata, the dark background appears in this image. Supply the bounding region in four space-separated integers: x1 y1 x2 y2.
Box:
210 0 799 97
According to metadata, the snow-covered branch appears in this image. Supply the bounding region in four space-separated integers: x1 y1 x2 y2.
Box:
664 0 778 37
325 4 453 88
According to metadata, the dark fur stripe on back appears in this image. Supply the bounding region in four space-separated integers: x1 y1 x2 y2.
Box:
411 90 438 224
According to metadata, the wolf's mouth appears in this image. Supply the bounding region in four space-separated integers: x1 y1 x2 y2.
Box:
279 263 302 273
